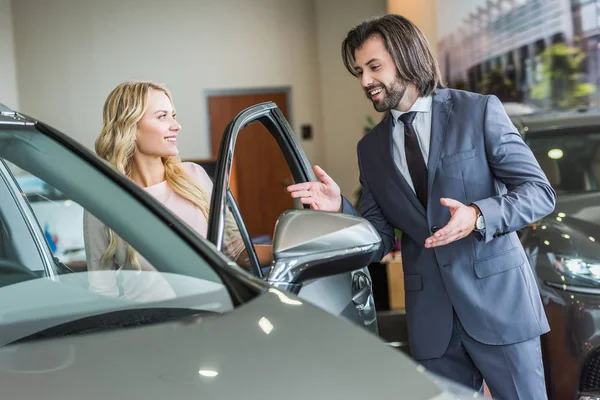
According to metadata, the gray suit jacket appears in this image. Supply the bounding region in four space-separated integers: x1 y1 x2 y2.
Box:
343 88 555 360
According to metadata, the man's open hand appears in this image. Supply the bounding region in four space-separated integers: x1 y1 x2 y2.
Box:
287 165 342 212
424 198 477 248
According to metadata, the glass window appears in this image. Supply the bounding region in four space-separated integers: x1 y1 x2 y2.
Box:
229 123 296 245
581 2 598 31
0 125 243 346
0 166 48 275
526 128 600 194
207 121 298 275
209 119 297 270
8 162 86 267
571 0 593 6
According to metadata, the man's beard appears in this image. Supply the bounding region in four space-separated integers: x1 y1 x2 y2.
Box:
367 77 407 112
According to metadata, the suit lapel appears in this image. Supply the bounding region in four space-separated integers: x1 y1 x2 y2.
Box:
427 89 452 204
376 114 426 218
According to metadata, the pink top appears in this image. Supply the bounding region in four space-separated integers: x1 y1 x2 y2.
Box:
83 162 244 300
144 164 212 232
144 162 243 258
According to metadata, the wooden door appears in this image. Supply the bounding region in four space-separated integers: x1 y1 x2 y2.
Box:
208 91 294 239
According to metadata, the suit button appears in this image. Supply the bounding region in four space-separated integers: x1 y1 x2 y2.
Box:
431 225 440 233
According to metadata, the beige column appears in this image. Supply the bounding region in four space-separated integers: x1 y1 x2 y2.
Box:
387 0 438 56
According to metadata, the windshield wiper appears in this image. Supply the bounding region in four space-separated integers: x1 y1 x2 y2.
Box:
53 257 75 275
8 307 218 345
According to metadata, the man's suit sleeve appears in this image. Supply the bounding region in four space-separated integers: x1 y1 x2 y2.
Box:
341 147 396 261
472 95 556 243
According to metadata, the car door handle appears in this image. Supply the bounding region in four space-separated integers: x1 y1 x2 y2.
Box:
352 286 371 307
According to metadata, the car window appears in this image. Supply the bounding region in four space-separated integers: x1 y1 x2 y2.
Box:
526 129 600 194
0 167 48 276
8 163 86 268
207 104 313 275
0 124 247 346
207 126 296 274
225 191 266 276
229 122 296 246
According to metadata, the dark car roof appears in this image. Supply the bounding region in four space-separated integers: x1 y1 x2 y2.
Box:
510 107 600 135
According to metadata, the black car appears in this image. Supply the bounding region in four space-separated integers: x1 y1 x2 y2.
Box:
512 108 600 400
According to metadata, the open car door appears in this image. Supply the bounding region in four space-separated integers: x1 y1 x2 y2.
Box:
207 102 378 334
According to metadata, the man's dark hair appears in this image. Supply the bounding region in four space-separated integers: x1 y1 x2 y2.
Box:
342 14 445 97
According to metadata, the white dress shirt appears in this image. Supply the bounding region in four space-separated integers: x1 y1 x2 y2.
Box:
390 96 433 194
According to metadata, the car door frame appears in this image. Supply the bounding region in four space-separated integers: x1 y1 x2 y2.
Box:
206 102 378 334
207 102 315 272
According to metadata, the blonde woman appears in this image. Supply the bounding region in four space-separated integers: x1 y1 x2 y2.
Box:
84 81 272 299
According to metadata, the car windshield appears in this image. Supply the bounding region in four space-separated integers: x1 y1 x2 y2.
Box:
0 120 254 346
525 128 600 194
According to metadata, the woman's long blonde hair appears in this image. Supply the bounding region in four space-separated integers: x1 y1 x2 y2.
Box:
95 81 233 270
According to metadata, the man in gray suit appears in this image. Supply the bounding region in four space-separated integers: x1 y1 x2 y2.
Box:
288 14 555 400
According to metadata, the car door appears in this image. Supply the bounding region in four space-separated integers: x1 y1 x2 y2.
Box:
207 102 377 334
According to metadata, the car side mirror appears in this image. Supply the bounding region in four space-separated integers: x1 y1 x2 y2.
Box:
267 210 381 294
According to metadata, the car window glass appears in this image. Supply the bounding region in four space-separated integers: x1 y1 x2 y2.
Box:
8 163 87 269
0 127 237 345
210 122 300 273
229 123 297 246
7 161 191 301
0 166 47 276
527 130 600 194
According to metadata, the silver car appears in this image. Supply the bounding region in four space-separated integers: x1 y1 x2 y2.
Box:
0 103 478 399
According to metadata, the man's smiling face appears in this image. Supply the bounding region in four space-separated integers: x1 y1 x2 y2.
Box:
354 34 407 112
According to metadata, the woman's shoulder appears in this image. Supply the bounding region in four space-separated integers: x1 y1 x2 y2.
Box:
181 162 213 188
181 161 208 177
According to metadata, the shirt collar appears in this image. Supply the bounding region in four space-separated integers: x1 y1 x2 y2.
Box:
390 96 432 124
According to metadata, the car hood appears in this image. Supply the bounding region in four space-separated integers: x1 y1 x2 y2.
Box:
0 288 470 400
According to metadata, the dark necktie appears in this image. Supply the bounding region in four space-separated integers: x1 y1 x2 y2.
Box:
399 112 428 208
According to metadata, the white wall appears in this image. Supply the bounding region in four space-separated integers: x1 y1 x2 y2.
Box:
12 0 324 164
10 0 390 196
0 0 19 110
314 0 387 198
